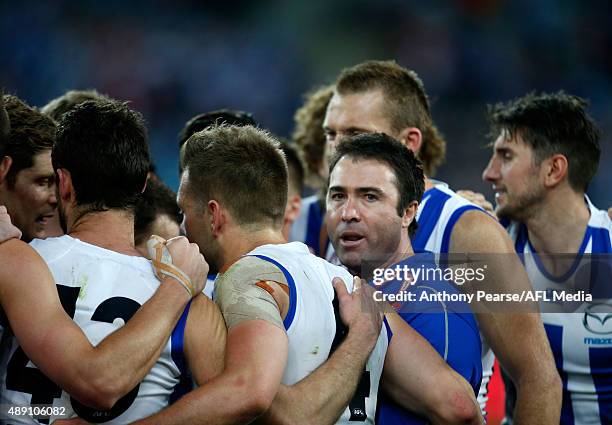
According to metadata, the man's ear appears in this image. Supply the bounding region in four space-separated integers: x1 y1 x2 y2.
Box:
284 194 302 226
397 127 423 155
542 154 569 188
56 168 75 203
0 156 13 186
401 201 419 229
208 200 225 237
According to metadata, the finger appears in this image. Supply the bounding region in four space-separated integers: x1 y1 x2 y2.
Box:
0 205 7 214
332 277 349 297
166 235 187 244
353 275 362 293
149 234 167 245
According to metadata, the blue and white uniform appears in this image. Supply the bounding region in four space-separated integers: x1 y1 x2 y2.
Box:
289 195 327 257
375 252 482 424
245 242 389 425
412 182 494 413
504 197 612 425
0 235 187 424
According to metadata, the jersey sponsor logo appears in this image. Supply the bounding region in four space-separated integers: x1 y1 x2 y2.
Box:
582 302 612 335
584 337 612 345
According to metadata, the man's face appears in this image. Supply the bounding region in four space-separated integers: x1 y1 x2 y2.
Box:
1 150 57 241
482 131 546 221
322 90 397 175
327 157 404 275
136 214 181 258
177 171 221 273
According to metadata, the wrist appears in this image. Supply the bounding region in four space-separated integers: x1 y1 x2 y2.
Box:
158 277 192 303
345 325 378 355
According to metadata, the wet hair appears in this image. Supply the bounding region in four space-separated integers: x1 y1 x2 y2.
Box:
488 91 601 192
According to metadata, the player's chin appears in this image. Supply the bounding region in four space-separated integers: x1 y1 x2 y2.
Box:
336 250 363 271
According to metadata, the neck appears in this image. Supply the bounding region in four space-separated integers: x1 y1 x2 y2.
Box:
219 225 286 272
68 208 139 256
524 187 590 254
424 176 434 191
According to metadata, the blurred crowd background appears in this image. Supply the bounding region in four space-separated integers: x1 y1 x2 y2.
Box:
2 0 610 204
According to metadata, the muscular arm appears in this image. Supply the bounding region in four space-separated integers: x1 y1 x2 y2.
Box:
134 257 289 425
0 238 199 410
450 210 561 424
259 278 382 425
381 311 483 425
184 294 226 385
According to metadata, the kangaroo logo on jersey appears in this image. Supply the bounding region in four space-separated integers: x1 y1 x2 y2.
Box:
583 302 612 335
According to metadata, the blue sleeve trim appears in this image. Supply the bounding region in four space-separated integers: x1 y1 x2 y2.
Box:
170 300 193 403
383 316 393 344
171 300 192 373
412 189 450 251
440 205 482 254
249 254 298 330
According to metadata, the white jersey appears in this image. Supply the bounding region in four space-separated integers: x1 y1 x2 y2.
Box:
412 182 494 413
246 242 389 424
504 197 612 425
0 235 187 424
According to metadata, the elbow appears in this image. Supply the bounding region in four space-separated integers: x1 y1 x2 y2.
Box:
72 377 126 411
226 373 277 422
430 382 483 425
434 393 482 425
240 391 274 421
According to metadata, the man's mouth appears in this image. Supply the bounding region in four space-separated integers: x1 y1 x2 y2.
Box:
492 187 506 201
36 213 55 225
339 231 365 248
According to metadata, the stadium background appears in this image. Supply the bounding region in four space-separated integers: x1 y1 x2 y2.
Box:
2 0 610 204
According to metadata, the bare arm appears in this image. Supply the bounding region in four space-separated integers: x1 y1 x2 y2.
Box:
133 256 290 425
133 320 288 425
381 310 483 425
259 277 382 425
0 237 206 409
450 210 561 425
183 294 226 385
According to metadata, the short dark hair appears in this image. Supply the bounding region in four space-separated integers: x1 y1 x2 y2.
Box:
0 94 10 146
488 91 601 192
178 109 257 149
336 60 446 176
279 139 304 196
1 95 56 187
53 100 150 212
292 84 333 187
329 133 425 237
134 178 181 246
182 125 287 228
41 89 113 122
178 110 257 174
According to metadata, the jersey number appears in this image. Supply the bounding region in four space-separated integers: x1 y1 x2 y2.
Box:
330 293 371 422
5 285 141 423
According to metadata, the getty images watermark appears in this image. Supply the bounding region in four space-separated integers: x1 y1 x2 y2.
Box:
362 253 610 313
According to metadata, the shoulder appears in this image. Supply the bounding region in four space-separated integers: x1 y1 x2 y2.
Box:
217 255 288 288
450 209 515 253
